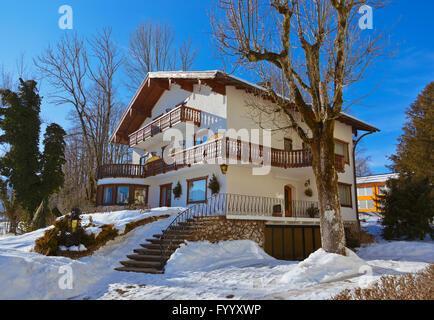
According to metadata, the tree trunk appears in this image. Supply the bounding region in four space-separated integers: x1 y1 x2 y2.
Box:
311 122 347 255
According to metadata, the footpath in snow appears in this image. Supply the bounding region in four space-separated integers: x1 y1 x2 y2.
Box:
0 210 432 300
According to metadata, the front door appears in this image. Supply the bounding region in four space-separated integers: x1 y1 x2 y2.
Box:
160 184 172 207
284 186 293 217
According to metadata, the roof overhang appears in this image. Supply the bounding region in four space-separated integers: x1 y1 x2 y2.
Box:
111 70 379 145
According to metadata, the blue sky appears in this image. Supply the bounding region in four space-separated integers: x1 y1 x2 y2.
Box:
0 0 433 174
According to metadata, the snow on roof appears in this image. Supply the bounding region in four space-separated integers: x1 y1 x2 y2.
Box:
357 173 399 185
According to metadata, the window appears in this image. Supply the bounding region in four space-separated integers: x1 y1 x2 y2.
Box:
357 186 373 197
104 187 113 205
134 187 148 205
187 177 208 204
358 199 374 210
194 130 209 146
141 154 151 165
334 139 349 164
284 138 293 152
338 183 352 208
117 186 130 204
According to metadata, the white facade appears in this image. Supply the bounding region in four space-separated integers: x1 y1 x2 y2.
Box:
99 71 376 225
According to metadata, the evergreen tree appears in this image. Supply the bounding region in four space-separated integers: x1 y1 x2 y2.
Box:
40 124 67 200
381 82 434 240
389 81 434 183
0 79 42 215
380 177 433 241
0 79 66 228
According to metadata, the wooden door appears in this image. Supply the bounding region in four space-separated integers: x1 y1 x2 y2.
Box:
160 184 172 207
284 186 293 217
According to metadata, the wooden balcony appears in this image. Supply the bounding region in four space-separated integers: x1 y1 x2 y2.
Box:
98 139 347 180
98 138 316 180
129 105 201 147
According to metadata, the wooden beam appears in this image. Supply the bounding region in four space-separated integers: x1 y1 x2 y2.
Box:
203 80 226 95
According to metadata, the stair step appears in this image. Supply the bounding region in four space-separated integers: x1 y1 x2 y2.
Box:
153 234 162 238
147 238 186 245
140 243 162 249
115 267 164 274
127 254 164 262
133 248 162 256
120 260 162 269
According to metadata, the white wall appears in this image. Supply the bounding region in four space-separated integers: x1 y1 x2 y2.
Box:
145 164 227 209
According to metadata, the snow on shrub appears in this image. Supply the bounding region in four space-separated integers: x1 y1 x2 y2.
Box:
34 208 183 258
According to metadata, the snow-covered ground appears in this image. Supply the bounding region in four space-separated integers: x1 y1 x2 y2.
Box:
0 210 432 300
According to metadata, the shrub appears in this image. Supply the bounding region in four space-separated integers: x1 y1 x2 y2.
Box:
306 205 319 218
208 174 220 195
35 216 70 256
34 228 58 256
173 182 182 199
333 264 434 300
95 224 119 244
380 177 433 240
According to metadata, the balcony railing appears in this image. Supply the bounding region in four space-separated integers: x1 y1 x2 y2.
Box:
129 105 201 147
98 137 314 180
98 137 347 180
225 194 319 219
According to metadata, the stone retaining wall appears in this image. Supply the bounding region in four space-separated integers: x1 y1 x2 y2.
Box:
189 216 266 248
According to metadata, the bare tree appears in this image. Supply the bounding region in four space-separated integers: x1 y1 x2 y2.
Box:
211 0 394 255
125 21 199 92
35 30 126 205
356 148 373 177
180 38 199 71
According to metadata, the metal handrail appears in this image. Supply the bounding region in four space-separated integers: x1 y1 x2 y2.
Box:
159 193 226 267
158 193 319 268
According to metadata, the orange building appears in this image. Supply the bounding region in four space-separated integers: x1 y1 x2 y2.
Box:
356 174 399 213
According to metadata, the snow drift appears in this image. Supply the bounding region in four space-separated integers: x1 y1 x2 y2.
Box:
165 240 275 274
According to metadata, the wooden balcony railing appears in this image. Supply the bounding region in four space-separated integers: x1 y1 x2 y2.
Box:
98 138 316 180
129 105 201 147
98 139 347 180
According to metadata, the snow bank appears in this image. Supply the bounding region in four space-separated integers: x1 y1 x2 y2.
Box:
0 226 53 252
0 207 184 252
357 241 434 263
166 241 369 286
81 207 184 235
278 248 368 285
165 240 275 274
0 214 176 300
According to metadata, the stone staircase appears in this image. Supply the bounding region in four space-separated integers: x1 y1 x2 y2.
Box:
115 216 219 274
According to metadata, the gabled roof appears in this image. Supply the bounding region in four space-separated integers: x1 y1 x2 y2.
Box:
111 70 380 145
357 173 399 185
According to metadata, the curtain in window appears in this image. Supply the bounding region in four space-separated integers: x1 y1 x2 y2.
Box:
335 141 348 162
117 186 130 204
104 187 113 205
338 184 352 207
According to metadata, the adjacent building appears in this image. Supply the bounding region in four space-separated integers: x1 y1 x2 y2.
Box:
356 173 399 213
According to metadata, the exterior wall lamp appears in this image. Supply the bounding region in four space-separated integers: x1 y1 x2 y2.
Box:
220 164 229 175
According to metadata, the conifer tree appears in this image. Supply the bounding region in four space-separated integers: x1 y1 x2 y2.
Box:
381 81 434 240
390 81 434 183
0 79 42 215
0 79 66 228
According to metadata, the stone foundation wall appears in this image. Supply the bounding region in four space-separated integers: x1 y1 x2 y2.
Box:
189 216 266 248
